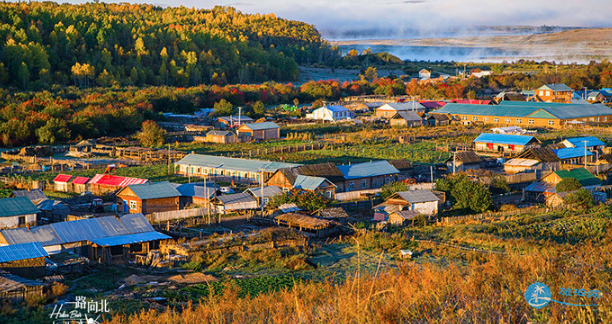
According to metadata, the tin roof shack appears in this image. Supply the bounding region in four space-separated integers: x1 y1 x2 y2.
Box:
0 242 48 278
237 122 280 141
388 210 420 225
560 136 606 151
0 214 170 265
174 182 217 208
53 174 72 192
292 175 336 199
376 102 426 119
213 193 258 214
116 182 181 214
515 147 561 171
0 271 44 303
274 213 338 237
446 151 483 172
71 176 90 194
426 113 451 126
0 197 39 230
336 161 400 192
245 186 283 207
503 158 542 174
215 116 254 128
11 189 47 205
524 168 601 202
390 111 424 127
553 147 594 167
88 174 149 195
196 130 237 144
376 190 440 218
267 162 344 190
176 154 301 184
473 133 540 154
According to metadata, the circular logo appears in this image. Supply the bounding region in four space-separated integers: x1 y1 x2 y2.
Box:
525 282 551 309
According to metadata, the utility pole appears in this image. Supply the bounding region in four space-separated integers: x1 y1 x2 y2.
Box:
167 144 171 178
430 165 434 183
205 175 210 226
584 140 588 169
453 151 457 174
237 106 242 136
260 169 265 218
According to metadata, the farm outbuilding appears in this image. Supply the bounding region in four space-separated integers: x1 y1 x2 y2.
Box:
214 193 258 214
0 272 44 303
88 174 149 194
116 182 181 214
446 151 483 172
308 105 353 121
245 186 283 207
197 130 237 144
473 133 540 153
53 174 72 192
274 213 338 237
0 197 39 230
0 242 48 278
237 122 280 140
390 111 423 127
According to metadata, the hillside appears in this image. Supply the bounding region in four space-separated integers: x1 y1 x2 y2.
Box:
0 2 338 89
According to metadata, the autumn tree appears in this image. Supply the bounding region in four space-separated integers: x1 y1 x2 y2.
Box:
136 120 166 147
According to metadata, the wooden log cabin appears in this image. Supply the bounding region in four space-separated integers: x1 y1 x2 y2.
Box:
116 182 181 214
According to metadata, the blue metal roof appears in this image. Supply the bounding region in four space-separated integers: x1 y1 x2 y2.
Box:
337 161 400 180
120 213 155 234
51 218 107 243
89 232 171 247
0 228 35 245
96 216 130 237
564 136 605 148
473 133 537 146
176 154 301 173
0 242 48 263
0 197 39 217
293 175 330 191
553 147 594 159
175 183 217 199
324 105 348 112
126 182 181 200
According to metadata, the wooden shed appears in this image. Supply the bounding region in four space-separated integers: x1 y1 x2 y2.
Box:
237 122 280 140
197 130 237 144
53 174 72 192
0 272 44 303
274 213 338 237
446 151 483 172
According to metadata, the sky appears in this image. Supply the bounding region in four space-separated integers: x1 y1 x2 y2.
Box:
60 0 612 39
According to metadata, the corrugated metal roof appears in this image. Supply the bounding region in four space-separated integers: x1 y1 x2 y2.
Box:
539 84 573 92
89 174 148 187
206 130 232 136
0 228 35 245
245 186 283 198
89 232 171 247
30 226 63 246
379 102 425 111
241 122 279 131
71 177 89 185
434 101 612 120
473 133 538 146
395 190 440 203
504 158 540 167
322 105 348 112
337 161 399 180
525 181 555 193
563 136 605 148
217 116 254 123
175 183 216 199
553 168 601 187
0 242 48 263
392 111 423 122
0 197 39 217
96 216 130 237
12 189 47 203
293 175 329 191
126 182 181 200
53 174 72 183
176 154 300 173
51 218 107 243
217 192 257 205
120 213 155 234
553 147 594 160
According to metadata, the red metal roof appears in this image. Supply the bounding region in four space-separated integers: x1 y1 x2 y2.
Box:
451 99 491 105
71 176 89 185
53 174 72 183
88 174 148 187
419 101 447 109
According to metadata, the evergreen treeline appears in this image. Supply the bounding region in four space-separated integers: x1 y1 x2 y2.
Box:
0 2 338 89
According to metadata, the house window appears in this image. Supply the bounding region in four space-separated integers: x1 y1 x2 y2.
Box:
396 121 401 125
494 118 499 123
505 118 511 123
539 91 544 96
548 120 555 125
472 116 478 121
590 118 595 122
361 179 367 189
325 191 332 199
129 200 137 210
604 117 608 122
528 119 534 124
384 111 388 116
546 91 551 96
18 216 25 225
516 119 522 123
483 117 489 122
462 116 467 120
349 181 355 191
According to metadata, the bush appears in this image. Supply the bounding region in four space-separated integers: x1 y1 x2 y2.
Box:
556 177 582 193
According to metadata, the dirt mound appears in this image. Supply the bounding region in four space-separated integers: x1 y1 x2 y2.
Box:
123 274 163 286
168 273 218 284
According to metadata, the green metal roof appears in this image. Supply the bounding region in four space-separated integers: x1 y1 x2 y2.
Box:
553 168 601 187
293 175 332 191
433 101 612 120
127 182 181 200
0 197 39 217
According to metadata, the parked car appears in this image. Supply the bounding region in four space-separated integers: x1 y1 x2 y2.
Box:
220 187 234 194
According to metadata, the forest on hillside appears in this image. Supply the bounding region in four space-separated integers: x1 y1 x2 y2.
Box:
0 2 338 89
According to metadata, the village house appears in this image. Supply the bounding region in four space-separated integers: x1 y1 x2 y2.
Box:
213 192 258 214
196 130 237 144
0 242 48 278
431 101 612 128
376 102 426 119
266 162 345 191
11 189 47 205
524 168 601 202
215 116 254 128
419 101 446 111
0 214 170 264
446 151 483 173
176 154 301 183
373 190 440 221
514 147 561 171
0 197 39 230
534 84 574 103
336 160 400 192
245 186 283 207
174 182 217 208
71 176 90 193
53 174 72 192
493 92 527 103
237 122 280 140
553 147 594 167
426 113 451 126
88 174 149 194
116 182 181 214
390 111 423 127
473 133 540 154
0 271 44 303
560 136 606 151
419 69 431 79
307 105 353 121
292 175 337 199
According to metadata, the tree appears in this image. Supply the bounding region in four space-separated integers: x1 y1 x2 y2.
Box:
35 118 71 144
556 177 582 192
213 99 234 116
562 188 593 209
380 181 407 201
436 174 492 213
71 62 95 86
249 101 266 119
268 189 331 212
136 120 166 147
362 67 378 82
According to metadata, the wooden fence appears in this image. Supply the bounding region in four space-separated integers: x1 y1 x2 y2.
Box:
440 206 553 223
226 142 327 158
412 238 508 255
147 208 208 223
